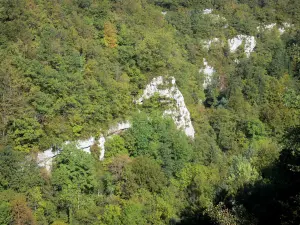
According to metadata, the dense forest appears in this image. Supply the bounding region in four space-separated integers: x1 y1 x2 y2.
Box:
1 0 300 224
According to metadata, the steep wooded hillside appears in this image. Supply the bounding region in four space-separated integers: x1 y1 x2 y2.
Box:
0 0 300 224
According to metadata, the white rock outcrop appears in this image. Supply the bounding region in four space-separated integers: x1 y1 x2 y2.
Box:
202 8 227 23
199 59 215 89
36 149 60 171
257 22 292 35
203 38 220 50
278 27 285 35
279 23 292 35
37 121 132 170
228 35 256 58
203 9 213 14
65 137 96 153
137 76 195 138
108 121 131 135
38 77 196 170
99 135 106 160
257 23 277 32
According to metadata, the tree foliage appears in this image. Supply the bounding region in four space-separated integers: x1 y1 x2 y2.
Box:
0 0 300 224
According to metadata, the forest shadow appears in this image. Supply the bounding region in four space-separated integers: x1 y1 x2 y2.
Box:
176 126 300 225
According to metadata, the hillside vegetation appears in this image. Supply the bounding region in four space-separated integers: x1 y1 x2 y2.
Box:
0 0 300 224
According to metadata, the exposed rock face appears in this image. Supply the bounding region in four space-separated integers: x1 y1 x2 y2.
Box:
228 35 256 57
279 23 292 34
36 149 60 171
99 121 131 160
65 137 96 153
37 138 97 171
278 27 285 35
199 58 215 89
37 121 131 170
137 76 195 138
37 77 195 170
257 23 277 31
99 135 106 160
203 38 220 49
203 36 256 58
203 9 213 14
257 22 292 35
108 121 131 135
202 8 228 27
